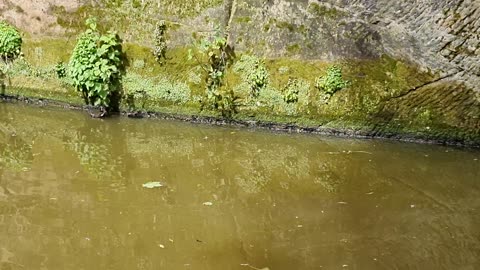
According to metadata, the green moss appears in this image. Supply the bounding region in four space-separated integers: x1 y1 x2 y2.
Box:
235 16 252 24
298 25 308 37
51 4 95 33
52 0 220 44
275 21 296 32
308 3 345 19
22 38 75 66
286 44 301 55
7 77 82 105
263 23 271 32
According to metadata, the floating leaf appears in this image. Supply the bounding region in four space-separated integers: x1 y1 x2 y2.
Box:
142 182 164 189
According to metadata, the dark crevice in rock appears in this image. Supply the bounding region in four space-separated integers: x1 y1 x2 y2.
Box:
438 39 455 54
452 0 466 15
390 72 461 100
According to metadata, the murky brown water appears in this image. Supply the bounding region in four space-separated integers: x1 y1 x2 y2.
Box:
0 102 479 270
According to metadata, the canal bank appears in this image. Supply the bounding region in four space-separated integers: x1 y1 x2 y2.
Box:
1 92 479 147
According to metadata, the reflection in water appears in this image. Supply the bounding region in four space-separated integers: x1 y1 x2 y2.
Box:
64 124 126 179
0 102 479 270
0 119 33 172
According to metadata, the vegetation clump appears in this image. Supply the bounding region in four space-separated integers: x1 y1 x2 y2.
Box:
55 62 67 78
0 21 22 93
0 21 22 62
283 78 301 103
233 54 269 98
188 27 237 117
123 73 190 110
315 65 348 97
68 18 124 115
152 20 168 64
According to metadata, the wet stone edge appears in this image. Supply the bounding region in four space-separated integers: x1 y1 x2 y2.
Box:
1 94 479 148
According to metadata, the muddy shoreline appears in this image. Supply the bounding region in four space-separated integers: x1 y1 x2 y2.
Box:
1 94 478 148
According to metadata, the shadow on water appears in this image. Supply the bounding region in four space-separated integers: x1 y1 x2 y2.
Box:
0 102 479 269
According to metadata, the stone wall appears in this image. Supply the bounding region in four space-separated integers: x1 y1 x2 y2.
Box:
226 0 480 92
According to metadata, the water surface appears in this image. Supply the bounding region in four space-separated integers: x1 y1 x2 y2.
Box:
0 103 479 270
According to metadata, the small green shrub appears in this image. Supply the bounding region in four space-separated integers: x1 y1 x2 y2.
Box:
258 86 284 110
187 67 202 85
315 65 348 97
152 20 168 64
0 21 22 62
257 85 304 116
68 18 124 111
283 78 301 103
279 78 311 115
0 21 22 93
55 62 67 78
233 54 269 98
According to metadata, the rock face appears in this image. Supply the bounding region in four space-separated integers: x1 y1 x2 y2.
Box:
0 0 79 35
228 0 480 91
224 0 479 142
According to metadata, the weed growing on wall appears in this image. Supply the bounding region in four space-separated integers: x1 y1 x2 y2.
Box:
68 18 124 115
55 62 67 78
315 65 348 98
280 78 311 115
188 26 238 117
233 54 269 98
152 20 168 64
283 78 301 103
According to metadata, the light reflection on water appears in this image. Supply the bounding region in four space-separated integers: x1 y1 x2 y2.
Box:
0 103 479 270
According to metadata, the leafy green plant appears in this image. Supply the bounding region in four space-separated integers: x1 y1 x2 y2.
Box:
152 20 168 64
280 78 311 115
258 86 284 109
188 26 237 117
68 18 124 114
233 54 269 98
315 65 348 97
55 62 67 78
0 21 22 93
283 78 301 103
0 21 22 62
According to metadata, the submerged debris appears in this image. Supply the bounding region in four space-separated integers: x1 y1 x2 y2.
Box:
142 181 164 189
